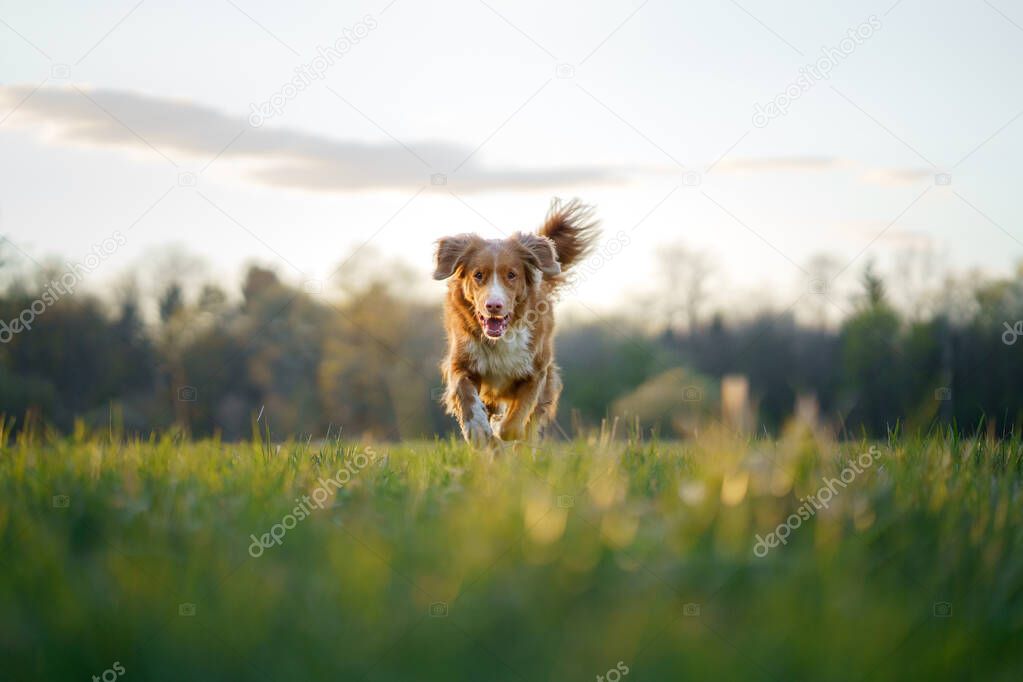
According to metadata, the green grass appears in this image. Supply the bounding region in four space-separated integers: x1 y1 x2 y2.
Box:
2 424 1022 681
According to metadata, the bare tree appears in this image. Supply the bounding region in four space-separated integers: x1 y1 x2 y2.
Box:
658 243 714 333
893 242 944 321
804 253 842 328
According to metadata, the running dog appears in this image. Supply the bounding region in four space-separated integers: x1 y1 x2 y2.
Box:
433 199 599 444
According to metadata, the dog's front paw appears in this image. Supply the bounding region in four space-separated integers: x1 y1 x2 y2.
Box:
462 415 495 446
497 420 524 442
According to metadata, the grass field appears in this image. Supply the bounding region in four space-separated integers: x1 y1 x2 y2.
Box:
2 423 1022 681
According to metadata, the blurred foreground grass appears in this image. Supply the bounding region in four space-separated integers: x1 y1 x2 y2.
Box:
1 424 1022 681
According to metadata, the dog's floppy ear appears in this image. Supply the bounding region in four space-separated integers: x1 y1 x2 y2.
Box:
433 234 476 280
515 233 561 278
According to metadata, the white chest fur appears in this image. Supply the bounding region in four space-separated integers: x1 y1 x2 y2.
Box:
467 324 533 382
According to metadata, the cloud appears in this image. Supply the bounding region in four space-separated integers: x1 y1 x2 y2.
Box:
713 156 937 189
712 156 852 173
858 167 933 186
0 85 621 193
0 86 941 195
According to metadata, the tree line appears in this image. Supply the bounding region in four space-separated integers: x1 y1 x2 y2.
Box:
1 246 1021 439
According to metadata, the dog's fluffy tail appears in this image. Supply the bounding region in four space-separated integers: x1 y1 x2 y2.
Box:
538 198 599 273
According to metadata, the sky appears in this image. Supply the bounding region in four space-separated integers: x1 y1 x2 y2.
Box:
1 0 1022 320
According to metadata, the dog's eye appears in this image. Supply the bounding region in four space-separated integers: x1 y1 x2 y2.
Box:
473 271 483 282
507 271 517 280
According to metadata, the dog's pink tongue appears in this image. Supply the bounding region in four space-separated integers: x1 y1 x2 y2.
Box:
485 317 504 335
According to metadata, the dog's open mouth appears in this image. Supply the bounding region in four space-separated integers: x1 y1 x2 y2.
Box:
478 314 511 338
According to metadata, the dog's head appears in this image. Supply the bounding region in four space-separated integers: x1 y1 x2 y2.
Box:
433 233 560 339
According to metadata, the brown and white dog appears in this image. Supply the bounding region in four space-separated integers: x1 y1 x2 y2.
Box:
433 199 599 445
